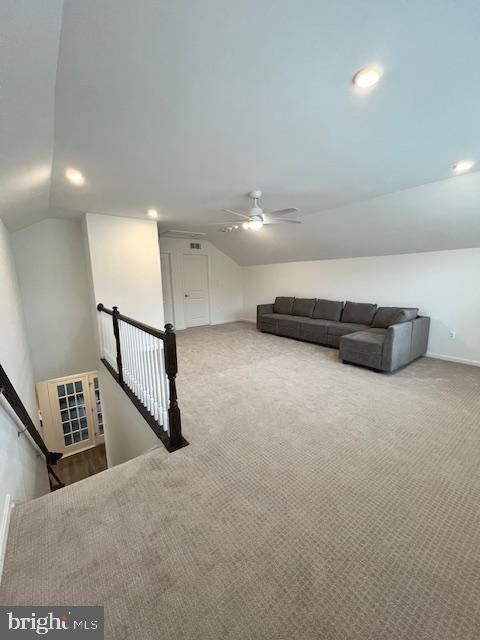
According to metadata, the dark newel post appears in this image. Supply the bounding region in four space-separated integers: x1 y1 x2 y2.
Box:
164 323 182 448
112 306 124 385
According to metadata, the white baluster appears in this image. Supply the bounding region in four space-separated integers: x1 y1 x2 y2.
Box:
133 325 140 397
123 322 130 387
131 326 138 397
143 332 152 414
120 321 130 388
145 334 154 416
128 323 134 391
158 339 166 427
159 341 170 432
110 317 117 371
151 336 161 422
108 315 115 370
132 325 141 398
137 327 146 405
150 335 160 420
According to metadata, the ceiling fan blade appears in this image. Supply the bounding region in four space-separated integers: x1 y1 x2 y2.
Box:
271 218 302 224
222 209 251 220
268 207 299 216
207 221 244 225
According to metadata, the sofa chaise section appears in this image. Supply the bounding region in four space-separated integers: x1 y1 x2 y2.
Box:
339 316 430 372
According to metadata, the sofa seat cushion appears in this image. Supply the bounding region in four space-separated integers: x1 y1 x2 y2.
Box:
257 312 278 330
372 306 418 328
326 322 368 337
258 312 291 327
276 315 303 338
312 299 344 321
340 331 385 355
273 296 295 314
341 301 377 325
298 318 331 344
292 298 316 317
259 313 301 323
258 313 303 338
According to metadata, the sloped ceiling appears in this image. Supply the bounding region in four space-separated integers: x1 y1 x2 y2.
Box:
0 0 63 230
2 0 480 265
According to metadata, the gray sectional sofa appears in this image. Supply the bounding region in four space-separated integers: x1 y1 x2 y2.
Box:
257 297 430 372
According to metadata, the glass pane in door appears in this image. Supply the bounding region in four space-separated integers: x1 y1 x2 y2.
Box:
93 377 104 435
56 380 89 447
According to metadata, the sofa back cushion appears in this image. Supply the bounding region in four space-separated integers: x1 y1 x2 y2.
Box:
292 298 316 317
312 299 344 321
273 296 295 315
341 301 377 325
372 307 418 328
396 308 418 323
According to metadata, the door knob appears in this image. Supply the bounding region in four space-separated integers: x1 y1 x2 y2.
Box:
184 294 189 297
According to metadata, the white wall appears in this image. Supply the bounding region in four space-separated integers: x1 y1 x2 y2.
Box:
98 366 160 467
12 218 97 382
83 214 165 465
159 236 243 330
242 248 480 366
0 220 49 520
84 213 164 327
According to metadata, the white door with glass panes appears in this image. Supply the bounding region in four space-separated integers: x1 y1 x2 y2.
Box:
88 373 105 441
37 371 105 457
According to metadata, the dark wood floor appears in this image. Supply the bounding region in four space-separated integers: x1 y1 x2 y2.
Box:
56 444 108 487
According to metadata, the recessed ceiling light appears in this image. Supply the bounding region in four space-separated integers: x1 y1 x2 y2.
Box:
352 66 382 89
65 167 85 186
147 208 158 219
452 160 474 174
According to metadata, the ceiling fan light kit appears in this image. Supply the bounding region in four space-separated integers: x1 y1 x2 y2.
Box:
217 190 301 232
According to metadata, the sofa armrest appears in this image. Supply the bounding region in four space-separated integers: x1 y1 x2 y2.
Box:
382 321 413 372
411 316 430 359
257 303 274 329
257 303 274 317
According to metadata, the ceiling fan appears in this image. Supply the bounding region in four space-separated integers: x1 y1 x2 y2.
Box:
212 191 301 232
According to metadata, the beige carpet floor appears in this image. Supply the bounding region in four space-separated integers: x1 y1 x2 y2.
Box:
2 322 480 639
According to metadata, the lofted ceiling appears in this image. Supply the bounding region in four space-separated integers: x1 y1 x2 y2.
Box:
2 0 480 265
0 0 63 230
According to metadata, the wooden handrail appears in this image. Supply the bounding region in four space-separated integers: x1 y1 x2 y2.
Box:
97 303 187 452
97 304 166 340
0 364 64 490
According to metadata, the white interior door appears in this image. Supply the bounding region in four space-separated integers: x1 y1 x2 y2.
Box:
183 254 210 328
88 374 105 445
160 252 174 325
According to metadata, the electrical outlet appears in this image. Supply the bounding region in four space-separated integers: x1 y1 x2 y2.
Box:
448 330 456 340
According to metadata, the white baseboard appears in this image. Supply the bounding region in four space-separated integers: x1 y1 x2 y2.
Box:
0 494 14 582
210 319 252 326
209 319 237 326
427 352 480 367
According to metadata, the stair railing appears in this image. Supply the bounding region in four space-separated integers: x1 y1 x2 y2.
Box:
97 304 187 452
0 364 64 491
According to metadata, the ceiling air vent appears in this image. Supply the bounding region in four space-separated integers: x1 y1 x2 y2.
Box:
190 242 201 250
159 230 206 239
